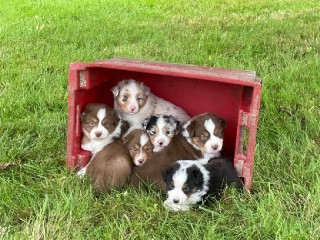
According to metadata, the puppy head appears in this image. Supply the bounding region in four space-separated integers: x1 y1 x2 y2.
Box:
123 129 153 166
81 103 120 141
162 160 209 206
111 79 150 114
182 113 227 156
143 115 180 152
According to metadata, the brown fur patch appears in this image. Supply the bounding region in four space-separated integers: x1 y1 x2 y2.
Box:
86 139 132 193
81 103 120 135
123 129 153 165
115 86 148 113
186 113 226 146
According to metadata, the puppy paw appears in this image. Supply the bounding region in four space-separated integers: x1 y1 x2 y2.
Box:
77 167 87 179
153 147 163 153
163 200 190 212
81 143 92 152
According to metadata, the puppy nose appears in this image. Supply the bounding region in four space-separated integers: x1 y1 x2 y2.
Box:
212 144 219 151
95 132 102 137
138 159 144 164
130 107 136 112
173 199 179 204
158 140 164 146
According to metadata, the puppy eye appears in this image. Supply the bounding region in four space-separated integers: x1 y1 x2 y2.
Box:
200 135 208 141
89 121 95 126
168 182 174 190
137 96 143 102
148 130 156 136
216 132 223 138
122 96 128 102
166 131 171 135
182 186 190 193
131 148 137 152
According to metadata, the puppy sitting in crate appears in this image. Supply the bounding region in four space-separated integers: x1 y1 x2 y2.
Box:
143 114 180 152
130 113 227 191
162 158 243 211
111 79 190 134
77 103 132 192
123 129 154 166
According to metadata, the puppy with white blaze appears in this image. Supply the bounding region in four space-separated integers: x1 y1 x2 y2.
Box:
182 113 226 161
111 79 190 133
162 158 243 211
80 103 128 154
77 103 132 193
123 129 154 166
143 114 180 152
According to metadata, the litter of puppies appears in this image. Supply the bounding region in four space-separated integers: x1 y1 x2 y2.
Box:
77 79 243 211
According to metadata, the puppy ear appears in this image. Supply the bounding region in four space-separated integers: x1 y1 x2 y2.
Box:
140 82 150 96
162 167 172 183
80 112 86 122
189 166 203 186
122 133 132 147
186 121 196 137
221 118 227 129
142 117 151 129
111 110 120 126
172 116 180 134
111 86 120 97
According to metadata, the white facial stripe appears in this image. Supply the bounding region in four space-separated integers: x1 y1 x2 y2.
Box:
97 108 106 125
140 134 149 147
95 108 107 132
204 118 223 154
166 160 210 206
172 167 188 189
204 119 215 135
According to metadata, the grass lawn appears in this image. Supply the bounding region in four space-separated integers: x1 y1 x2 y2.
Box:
1 0 319 239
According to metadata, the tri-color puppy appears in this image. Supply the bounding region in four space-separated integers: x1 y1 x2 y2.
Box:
123 129 154 166
111 79 190 133
162 158 243 211
143 114 180 152
130 113 227 191
77 103 132 193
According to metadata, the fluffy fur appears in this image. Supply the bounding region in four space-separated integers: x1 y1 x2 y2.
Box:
80 103 128 154
77 103 132 192
123 129 154 166
111 79 190 133
130 113 227 191
162 158 243 211
182 113 227 160
143 114 180 152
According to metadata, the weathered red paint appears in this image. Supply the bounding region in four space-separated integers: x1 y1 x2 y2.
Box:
66 58 262 189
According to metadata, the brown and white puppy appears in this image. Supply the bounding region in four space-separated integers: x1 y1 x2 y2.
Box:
123 129 154 166
77 103 132 192
111 79 190 133
143 115 180 152
130 113 227 191
182 113 226 160
80 103 128 154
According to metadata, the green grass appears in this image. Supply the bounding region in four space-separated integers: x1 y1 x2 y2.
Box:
1 0 319 239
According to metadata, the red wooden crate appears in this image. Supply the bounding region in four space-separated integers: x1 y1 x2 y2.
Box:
66 58 262 189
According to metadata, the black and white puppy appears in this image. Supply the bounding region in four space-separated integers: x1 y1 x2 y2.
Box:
143 114 180 152
162 158 242 211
